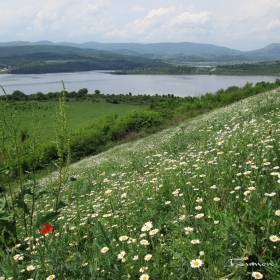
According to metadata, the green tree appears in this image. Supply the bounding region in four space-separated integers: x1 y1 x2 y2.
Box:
34 92 46 100
77 88 88 98
68 91 77 98
11 90 26 101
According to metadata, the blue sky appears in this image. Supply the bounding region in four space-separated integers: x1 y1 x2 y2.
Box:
1 0 280 51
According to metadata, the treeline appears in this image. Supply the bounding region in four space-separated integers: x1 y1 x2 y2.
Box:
1 79 280 180
0 88 93 101
115 60 280 76
0 88 178 106
212 61 280 75
114 66 204 75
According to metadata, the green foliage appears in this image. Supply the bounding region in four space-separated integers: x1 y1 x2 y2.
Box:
116 61 280 76
121 110 163 132
11 90 26 101
0 195 16 249
77 88 88 98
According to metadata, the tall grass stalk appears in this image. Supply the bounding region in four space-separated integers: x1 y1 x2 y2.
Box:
53 81 70 212
28 101 40 228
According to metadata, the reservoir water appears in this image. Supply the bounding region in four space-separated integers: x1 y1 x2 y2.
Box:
0 71 278 97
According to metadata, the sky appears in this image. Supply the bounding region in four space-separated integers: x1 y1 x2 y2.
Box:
0 0 280 51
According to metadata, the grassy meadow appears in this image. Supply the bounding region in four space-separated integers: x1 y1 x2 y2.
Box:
8 98 140 142
1 87 279 279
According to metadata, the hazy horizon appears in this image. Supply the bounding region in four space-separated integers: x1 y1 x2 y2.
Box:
0 0 280 52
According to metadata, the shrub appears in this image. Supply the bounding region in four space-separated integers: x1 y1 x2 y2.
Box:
121 110 164 132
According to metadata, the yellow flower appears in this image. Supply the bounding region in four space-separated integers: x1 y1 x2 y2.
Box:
119 236 129 242
141 222 153 232
195 213 204 219
139 267 148 273
252 272 263 279
184 226 194 232
26 265 36 271
144 254 152 261
269 235 279 242
140 239 150 246
13 254 23 261
101 247 109 253
46 275 55 280
149 229 159 235
139 274 149 280
117 251 126 260
190 259 203 268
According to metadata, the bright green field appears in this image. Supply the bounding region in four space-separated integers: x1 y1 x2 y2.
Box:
12 98 140 141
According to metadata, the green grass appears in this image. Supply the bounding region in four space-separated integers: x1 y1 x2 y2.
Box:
1 88 280 279
11 98 139 141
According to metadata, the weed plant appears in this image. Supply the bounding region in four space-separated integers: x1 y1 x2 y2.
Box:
0 83 71 275
0 85 279 279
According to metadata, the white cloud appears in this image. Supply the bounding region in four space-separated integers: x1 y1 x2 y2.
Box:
0 0 279 50
267 20 280 31
169 11 213 27
145 6 176 19
131 5 146 12
31 10 58 32
106 7 214 43
106 6 176 39
87 0 111 14
68 17 113 38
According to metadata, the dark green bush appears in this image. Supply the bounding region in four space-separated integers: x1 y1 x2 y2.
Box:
121 110 164 132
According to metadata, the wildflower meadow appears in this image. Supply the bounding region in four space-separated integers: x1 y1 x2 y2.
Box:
0 87 280 279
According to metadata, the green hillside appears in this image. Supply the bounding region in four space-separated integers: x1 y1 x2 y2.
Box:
1 86 280 279
0 45 169 74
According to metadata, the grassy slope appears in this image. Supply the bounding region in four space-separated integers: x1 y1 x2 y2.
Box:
2 88 280 279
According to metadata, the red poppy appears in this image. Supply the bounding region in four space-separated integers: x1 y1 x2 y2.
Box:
39 223 52 234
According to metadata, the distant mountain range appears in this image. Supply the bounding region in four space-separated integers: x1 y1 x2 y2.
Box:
1 41 280 64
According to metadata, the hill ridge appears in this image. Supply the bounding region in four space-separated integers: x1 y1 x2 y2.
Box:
1 40 280 62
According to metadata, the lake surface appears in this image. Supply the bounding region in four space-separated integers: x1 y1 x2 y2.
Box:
0 71 278 97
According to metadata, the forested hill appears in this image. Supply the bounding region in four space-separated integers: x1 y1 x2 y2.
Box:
0 45 169 74
1 41 280 64
114 61 280 76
